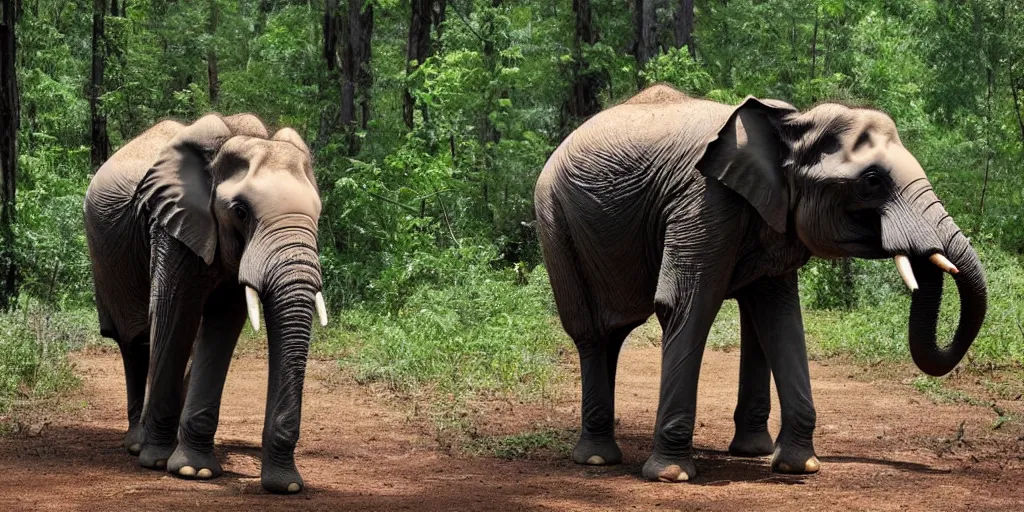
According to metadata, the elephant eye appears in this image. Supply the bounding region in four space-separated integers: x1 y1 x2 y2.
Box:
231 203 249 222
856 168 886 199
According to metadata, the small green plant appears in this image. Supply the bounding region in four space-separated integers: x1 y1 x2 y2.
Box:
0 305 85 412
911 376 986 406
469 428 575 460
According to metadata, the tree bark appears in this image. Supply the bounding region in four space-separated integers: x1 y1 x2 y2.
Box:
672 0 695 58
404 0 432 129
207 0 219 105
562 0 605 132
1011 77 1024 146
480 0 502 146
633 0 656 75
0 0 17 309
90 0 109 168
810 10 819 103
338 0 373 153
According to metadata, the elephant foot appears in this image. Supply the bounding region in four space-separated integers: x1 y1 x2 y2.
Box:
167 444 222 480
728 428 774 457
770 443 820 474
123 424 145 456
641 453 697 483
261 462 304 494
571 436 622 466
138 442 176 470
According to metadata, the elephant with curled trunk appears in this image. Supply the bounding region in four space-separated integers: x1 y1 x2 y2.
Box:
84 113 328 493
534 85 986 482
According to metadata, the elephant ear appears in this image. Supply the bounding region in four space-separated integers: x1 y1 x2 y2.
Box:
696 96 797 233
136 115 232 265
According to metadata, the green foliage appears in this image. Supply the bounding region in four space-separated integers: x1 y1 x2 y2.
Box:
469 428 574 460
317 255 566 397
640 47 714 96
8 0 1024 409
0 305 91 411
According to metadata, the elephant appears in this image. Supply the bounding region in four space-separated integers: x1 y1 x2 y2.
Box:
534 85 987 482
84 113 328 494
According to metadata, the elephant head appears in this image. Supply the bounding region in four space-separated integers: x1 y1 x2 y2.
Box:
698 98 987 377
136 114 326 489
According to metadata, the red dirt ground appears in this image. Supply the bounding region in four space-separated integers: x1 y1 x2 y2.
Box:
2 341 1023 511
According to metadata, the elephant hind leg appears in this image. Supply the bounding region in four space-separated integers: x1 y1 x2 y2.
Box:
117 334 149 456
539 196 619 465
571 322 640 466
728 303 774 457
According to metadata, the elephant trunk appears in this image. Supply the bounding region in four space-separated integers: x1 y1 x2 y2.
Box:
239 214 323 491
882 188 987 377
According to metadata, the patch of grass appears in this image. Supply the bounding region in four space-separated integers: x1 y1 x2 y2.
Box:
316 263 569 400
911 376 987 406
801 246 1024 368
467 428 575 460
0 305 87 413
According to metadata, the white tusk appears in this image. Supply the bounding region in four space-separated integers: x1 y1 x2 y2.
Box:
929 253 959 274
893 254 919 292
315 292 328 327
245 286 261 332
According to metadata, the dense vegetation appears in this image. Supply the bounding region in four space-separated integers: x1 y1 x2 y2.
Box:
0 1 1021 412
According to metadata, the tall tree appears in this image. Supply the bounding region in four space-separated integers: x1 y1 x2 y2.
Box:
0 0 16 309
563 0 605 131
673 0 695 58
339 0 373 153
207 0 220 105
90 0 109 167
404 0 433 128
634 0 656 78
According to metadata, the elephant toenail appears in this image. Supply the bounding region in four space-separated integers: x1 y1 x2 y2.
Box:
197 468 213 479
657 464 686 483
805 457 821 473
128 443 141 454
178 466 196 477
287 483 301 493
585 455 605 465
155 460 166 469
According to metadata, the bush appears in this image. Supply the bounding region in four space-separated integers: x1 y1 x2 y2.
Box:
317 249 566 398
0 305 91 411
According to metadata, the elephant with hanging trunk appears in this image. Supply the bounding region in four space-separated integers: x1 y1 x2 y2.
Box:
534 85 986 482
84 113 328 494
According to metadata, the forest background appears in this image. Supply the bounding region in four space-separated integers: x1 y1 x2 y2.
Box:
0 0 1021 432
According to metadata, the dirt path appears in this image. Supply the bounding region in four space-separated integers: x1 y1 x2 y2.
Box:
2 342 1023 511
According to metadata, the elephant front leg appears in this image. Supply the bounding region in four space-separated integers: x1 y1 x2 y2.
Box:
642 263 730 483
138 231 211 470
736 273 819 474
728 307 774 457
167 284 246 480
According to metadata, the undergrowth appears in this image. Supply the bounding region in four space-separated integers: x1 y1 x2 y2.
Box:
0 304 93 413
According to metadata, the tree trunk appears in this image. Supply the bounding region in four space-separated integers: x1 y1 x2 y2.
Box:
1011 77 1024 146
338 0 373 153
562 0 605 132
480 0 502 146
90 0 109 168
0 0 17 309
672 0 695 58
633 0 656 76
207 0 219 105
810 10 819 103
404 0 432 129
